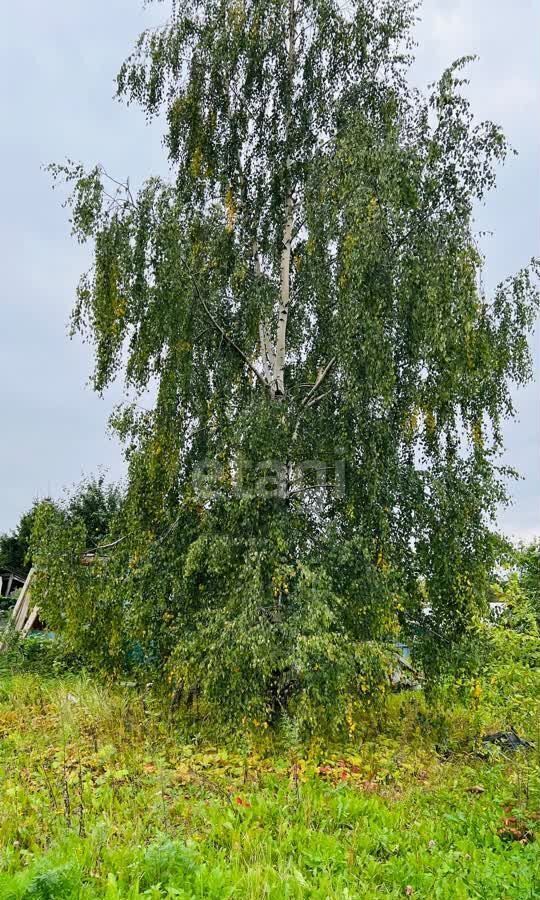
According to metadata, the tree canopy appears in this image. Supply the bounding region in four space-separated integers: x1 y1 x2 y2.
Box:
0 476 121 578
0 505 38 578
1 476 121 602
42 0 539 731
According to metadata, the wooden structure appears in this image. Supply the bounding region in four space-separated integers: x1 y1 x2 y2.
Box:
0 542 116 644
7 551 101 638
0 567 26 599
11 568 41 635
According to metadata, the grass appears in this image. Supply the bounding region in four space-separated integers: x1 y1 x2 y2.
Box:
0 666 538 898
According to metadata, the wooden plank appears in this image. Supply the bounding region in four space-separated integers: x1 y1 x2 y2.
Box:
21 606 40 636
12 568 36 632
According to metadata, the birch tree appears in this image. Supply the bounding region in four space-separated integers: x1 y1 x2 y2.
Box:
45 0 539 729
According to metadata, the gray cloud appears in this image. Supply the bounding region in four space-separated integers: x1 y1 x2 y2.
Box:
0 0 538 539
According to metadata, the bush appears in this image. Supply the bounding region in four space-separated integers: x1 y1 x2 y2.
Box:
0 630 80 679
517 540 540 624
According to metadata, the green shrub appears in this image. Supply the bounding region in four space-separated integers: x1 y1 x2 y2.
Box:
0 630 80 679
22 866 79 900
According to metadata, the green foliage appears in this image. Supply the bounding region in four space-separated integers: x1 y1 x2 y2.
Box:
22 865 79 900
29 478 124 670
517 539 540 623
0 503 42 577
25 477 122 670
64 474 123 549
44 0 540 726
495 572 539 635
424 573 540 745
0 631 80 680
0 476 121 597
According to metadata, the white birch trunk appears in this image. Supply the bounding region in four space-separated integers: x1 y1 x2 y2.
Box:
271 0 295 400
273 195 293 397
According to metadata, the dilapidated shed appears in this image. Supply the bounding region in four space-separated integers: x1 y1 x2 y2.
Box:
0 567 27 599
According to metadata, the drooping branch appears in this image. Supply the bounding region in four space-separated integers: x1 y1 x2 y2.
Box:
197 289 268 389
156 221 269 389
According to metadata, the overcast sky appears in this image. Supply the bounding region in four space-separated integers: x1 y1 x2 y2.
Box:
0 0 538 539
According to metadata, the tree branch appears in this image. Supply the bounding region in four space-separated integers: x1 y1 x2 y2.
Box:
197 289 268 389
301 357 336 408
290 357 337 442
180 244 268 390
306 388 333 409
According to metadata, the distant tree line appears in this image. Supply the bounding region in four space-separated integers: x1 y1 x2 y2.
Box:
0 476 122 587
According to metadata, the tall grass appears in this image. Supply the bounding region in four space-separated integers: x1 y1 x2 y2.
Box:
0 641 539 897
